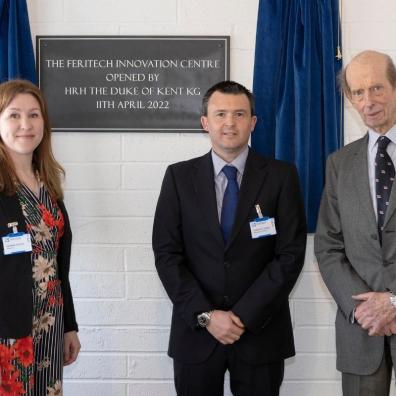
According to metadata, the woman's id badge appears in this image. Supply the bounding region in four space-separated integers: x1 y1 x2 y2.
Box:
2 222 32 255
249 204 277 239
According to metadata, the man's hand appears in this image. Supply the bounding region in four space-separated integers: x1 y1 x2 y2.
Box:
206 310 245 345
64 331 81 366
375 319 396 336
353 292 396 336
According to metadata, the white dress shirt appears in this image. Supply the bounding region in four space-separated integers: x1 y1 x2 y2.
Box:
211 146 249 221
367 125 396 220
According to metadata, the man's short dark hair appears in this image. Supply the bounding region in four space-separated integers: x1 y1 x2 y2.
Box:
340 52 396 97
201 80 255 116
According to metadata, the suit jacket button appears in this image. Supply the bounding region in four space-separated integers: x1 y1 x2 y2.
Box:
371 234 378 240
223 295 229 303
224 261 230 269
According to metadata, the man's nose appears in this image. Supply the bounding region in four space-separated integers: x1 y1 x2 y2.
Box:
224 113 235 125
362 90 375 107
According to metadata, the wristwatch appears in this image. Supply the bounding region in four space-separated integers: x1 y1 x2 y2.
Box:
197 311 213 328
389 292 396 308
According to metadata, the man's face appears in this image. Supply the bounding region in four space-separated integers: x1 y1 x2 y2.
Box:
201 92 257 161
346 57 396 134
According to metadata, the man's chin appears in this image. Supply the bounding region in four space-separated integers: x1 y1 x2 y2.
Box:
365 123 391 134
222 145 245 153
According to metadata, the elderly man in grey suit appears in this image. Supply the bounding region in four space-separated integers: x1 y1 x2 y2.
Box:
315 50 396 396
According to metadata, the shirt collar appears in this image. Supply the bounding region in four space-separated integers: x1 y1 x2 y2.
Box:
211 146 249 177
368 124 396 152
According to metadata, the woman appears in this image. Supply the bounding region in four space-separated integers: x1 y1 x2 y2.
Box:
0 79 80 395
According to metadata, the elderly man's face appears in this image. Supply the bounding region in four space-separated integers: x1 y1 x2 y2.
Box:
346 57 396 134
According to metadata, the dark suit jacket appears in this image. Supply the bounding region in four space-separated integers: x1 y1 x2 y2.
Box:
0 192 78 339
152 149 307 364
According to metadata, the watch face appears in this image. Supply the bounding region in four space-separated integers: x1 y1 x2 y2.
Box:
198 313 210 327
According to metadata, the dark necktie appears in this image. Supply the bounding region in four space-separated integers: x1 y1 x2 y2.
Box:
220 166 239 243
375 136 395 240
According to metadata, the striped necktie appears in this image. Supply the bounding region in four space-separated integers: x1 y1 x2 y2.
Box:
375 136 395 241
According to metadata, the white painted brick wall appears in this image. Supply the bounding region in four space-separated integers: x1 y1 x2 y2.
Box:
24 0 396 394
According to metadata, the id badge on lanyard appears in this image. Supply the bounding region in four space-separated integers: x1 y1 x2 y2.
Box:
2 222 32 255
249 205 277 239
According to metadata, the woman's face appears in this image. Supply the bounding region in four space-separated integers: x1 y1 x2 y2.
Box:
0 93 44 163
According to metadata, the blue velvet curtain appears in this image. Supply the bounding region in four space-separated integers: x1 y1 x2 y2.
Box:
0 0 36 83
252 0 343 232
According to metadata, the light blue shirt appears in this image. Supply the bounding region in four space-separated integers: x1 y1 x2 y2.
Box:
211 146 249 221
367 125 396 220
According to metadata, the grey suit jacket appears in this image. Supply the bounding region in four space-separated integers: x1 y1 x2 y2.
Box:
315 134 396 375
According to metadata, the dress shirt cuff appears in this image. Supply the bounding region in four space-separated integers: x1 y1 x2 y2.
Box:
350 307 356 324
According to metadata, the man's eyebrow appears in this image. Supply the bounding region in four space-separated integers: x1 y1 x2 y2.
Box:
212 109 248 112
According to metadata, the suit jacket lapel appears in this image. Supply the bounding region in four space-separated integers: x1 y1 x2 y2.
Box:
227 150 268 249
384 158 396 228
193 152 224 246
0 193 27 233
352 135 377 230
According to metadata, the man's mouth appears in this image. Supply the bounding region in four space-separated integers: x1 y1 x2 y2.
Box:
365 110 382 118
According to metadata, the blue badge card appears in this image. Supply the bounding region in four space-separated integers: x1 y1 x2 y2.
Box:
2 232 32 255
250 204 276 239
250 217 277 239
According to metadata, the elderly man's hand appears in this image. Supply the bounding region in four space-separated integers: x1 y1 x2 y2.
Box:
374 319 396 336
353 292 396 336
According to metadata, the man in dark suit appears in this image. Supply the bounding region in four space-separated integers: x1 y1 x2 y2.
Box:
152 81 307 396
315 51 396 395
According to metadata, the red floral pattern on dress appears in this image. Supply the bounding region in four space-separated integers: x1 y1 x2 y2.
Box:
39 204 56 228
47 280 63 307
0 344 14 373
53 205 64 250
0 338 34 395
13 338 34 368
0 371 26 396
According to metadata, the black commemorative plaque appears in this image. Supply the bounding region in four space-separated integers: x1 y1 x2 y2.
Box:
37 36 230 132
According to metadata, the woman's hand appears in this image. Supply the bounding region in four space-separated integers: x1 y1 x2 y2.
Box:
64 331 81 366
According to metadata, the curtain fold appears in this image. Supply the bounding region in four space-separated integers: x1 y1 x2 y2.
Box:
0 0 36 83
252 0 343 232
